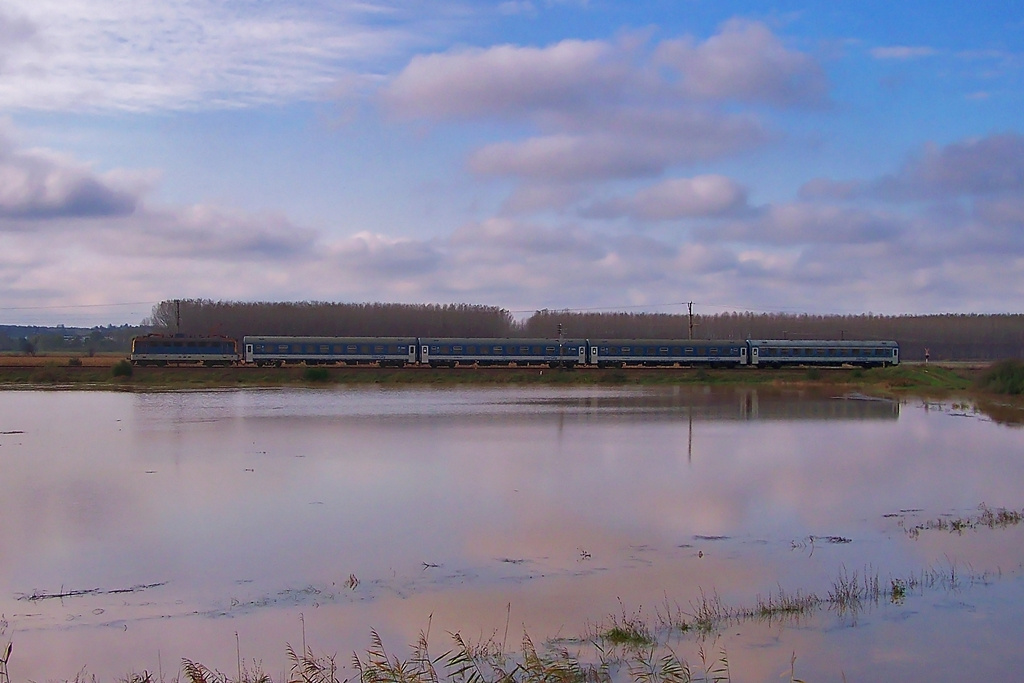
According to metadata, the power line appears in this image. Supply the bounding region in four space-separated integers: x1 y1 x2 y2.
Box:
0 301 155 311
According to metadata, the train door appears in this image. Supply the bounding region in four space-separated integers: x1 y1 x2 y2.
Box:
590 345 599 365
245 343 253 364
740 345 748 365
420 344 430 365
749 344 759 366
408 344 417 364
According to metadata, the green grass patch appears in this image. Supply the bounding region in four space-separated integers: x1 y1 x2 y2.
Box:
977 359 1024 395
302 366 331 382
111 360 134 378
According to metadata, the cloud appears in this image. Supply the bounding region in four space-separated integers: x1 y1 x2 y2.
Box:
330 231 444 277
655 18 829 107
0 1 463 112
0 144 141 220
701 203 903 246
469 109 768 182
451 217 605 261
0 7 36 67
876 133 1024 200
869 46 937 60
385 19 827 122
382 39 625 119
804 134 1024 204
381 21 815 185
585 175 749 220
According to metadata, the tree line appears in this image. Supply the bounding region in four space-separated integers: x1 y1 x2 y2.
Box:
145 299 1024 361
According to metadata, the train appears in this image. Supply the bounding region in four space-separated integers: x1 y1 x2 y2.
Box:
130 333 900 369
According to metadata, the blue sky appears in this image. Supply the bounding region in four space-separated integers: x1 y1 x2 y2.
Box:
1 0 1022 326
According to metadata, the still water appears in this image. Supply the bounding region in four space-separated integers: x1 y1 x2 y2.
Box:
0 387 1022 681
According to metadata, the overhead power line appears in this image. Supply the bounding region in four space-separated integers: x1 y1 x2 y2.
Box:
0 301 155 311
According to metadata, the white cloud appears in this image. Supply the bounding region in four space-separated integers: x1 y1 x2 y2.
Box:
5 128 1024 323
703 203 902 246
0 138 145 220
382 38 626 119
469 109 768 182
0 0 463 112
586 175 749 220
878 134 1024 199
803 133 1024 202
655 18 829 107
869 46 937 60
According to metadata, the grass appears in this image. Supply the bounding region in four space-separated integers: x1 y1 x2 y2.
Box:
904 503 1024 538
0 359 991 395
976 359 1024 395
2 555 1006 683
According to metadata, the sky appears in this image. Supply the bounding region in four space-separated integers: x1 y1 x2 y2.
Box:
1 0 1022 326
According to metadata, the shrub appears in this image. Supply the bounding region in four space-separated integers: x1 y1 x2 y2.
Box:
303 367 330 382
67 357 83 367
112 360 134 377
978 359 1024 395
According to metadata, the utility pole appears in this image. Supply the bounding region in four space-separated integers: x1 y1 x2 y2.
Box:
175 299 181 334
688 302 694 340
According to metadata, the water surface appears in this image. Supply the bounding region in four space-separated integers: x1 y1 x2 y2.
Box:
0 387 1021 681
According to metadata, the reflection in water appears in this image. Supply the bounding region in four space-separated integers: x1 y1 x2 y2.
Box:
0 387 1019 682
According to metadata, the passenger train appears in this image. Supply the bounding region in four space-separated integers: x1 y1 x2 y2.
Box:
130 333 900 368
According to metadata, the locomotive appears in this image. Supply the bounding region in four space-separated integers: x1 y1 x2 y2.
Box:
130 333 900 368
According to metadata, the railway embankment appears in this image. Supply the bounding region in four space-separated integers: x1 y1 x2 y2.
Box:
2 353 1021 422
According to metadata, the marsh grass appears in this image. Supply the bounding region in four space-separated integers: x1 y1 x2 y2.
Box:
598 604 656 647
9 558 992 683
905 503 1024 538
977 359 1024 395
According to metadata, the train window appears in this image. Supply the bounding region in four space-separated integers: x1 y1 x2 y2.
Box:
441 346 450 353
453 346 463 353
660 347 669 355
876 348 886 355
684 347 694 355
347 345 357 353
546 346 556 354
493 346 503 354
621 346 630 353
320 346 330 354
709 347 718 355
374 345 385 353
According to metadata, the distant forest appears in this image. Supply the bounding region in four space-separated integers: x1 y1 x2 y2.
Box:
146 299 1024 362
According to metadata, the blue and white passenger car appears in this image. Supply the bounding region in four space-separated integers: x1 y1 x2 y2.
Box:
418 337 588 367
588 339 748 367
746 339 899 367
243 336 418 367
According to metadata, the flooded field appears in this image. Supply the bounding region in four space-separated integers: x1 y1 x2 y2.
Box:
1 386 1022 682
